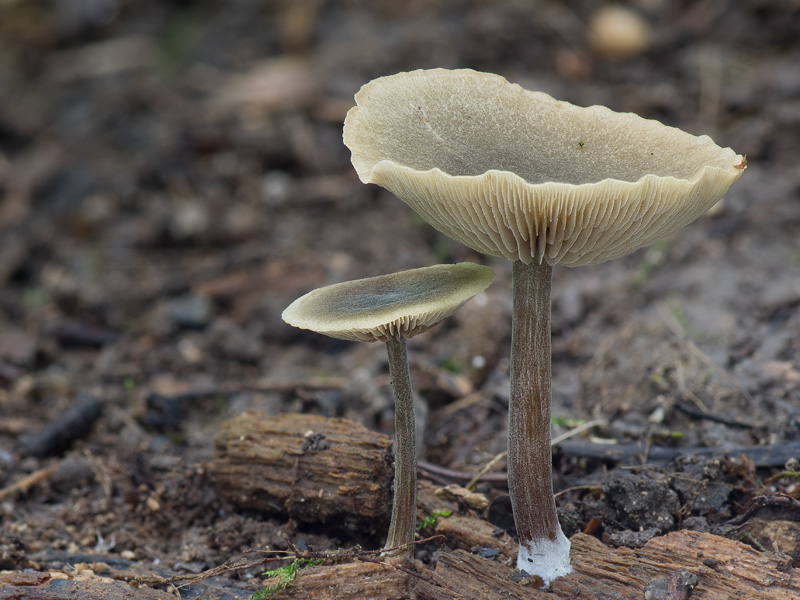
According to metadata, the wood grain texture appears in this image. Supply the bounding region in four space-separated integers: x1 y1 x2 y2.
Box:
268 559 413 600
211 411 394 525
434 514 517 560
415 550 558 600
550 531 799 600
5 525 795 599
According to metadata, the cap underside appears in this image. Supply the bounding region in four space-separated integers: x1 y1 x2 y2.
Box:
343 69 746 266
282 263 495 343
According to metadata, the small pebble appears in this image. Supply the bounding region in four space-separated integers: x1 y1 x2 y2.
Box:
475 547 500 559
167 294 213 329
589 5 652 59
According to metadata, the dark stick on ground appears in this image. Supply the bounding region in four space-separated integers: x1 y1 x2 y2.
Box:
557 439 800 468
19 394 103 458
420 438 800 488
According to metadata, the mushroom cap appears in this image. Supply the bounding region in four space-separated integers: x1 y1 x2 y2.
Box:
343 69 746 267
281 263 495 343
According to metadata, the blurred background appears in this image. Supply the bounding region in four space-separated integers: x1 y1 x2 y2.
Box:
0 0 798 580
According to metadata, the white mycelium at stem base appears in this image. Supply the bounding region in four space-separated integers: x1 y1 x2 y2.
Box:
508 260 572 584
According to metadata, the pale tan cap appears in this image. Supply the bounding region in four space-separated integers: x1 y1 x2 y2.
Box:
343 68 746 267
281 263 495 343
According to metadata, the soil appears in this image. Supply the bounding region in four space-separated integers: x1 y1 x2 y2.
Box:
1 1 799 599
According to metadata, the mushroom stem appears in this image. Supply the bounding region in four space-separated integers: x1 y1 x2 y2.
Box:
384 334 417 557
508 260 572 585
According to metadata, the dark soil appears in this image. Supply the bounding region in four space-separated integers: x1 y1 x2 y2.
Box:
1 1 798 598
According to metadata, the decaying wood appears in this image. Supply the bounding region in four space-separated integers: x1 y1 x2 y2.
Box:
268 559 414 600
642 569 698 600
434 514 517 560
253 514 795 600
209 412 798 598
211 411 394 524
7 527 796 599
0 571 175 600
415 550 557 600
549 531 799 600
416 479 460 518
414 529 799 600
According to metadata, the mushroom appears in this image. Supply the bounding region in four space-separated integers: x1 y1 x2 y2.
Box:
282 262 495 557
343 68 745 584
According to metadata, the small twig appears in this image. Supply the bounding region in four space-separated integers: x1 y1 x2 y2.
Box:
356 556 429 581
658 302 752 402
724 494 800 528
236 376 348 393
421 419 607 488
435 391 488 418
133 536 445 590
133 556 271 588
0 466 55 501
463 418 605 490
675 358 711 413
380 535 444 555
20 393 102 457
418 460 507 485
554 484 603 499
640 423 655 465
552 418 606 446
761 470 800 487
465 451 507 491
675 400 754 429
620 464 668 474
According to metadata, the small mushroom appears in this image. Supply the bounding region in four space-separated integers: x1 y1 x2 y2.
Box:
282 263 495 557
343 68 745 584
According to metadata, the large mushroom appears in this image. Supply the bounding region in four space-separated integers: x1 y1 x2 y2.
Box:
282 263 495 557
343 68 745 585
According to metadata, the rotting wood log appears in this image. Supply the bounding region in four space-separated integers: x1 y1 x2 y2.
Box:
434 514 517 560
268 559 414 600
0 571 175 600
550 531 799 600
211 411 394 526
414 530 799 600
416 479 460 517
8 528 795 599
415 550 558 600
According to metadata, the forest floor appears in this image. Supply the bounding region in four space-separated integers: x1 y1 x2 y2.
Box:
0 1 798 598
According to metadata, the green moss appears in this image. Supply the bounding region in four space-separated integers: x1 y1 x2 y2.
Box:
417 509 452 532
551 416 585 428
439 357 465 374
252 558 325 598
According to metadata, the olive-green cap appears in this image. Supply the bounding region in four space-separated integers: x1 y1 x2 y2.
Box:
282 263 495 343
